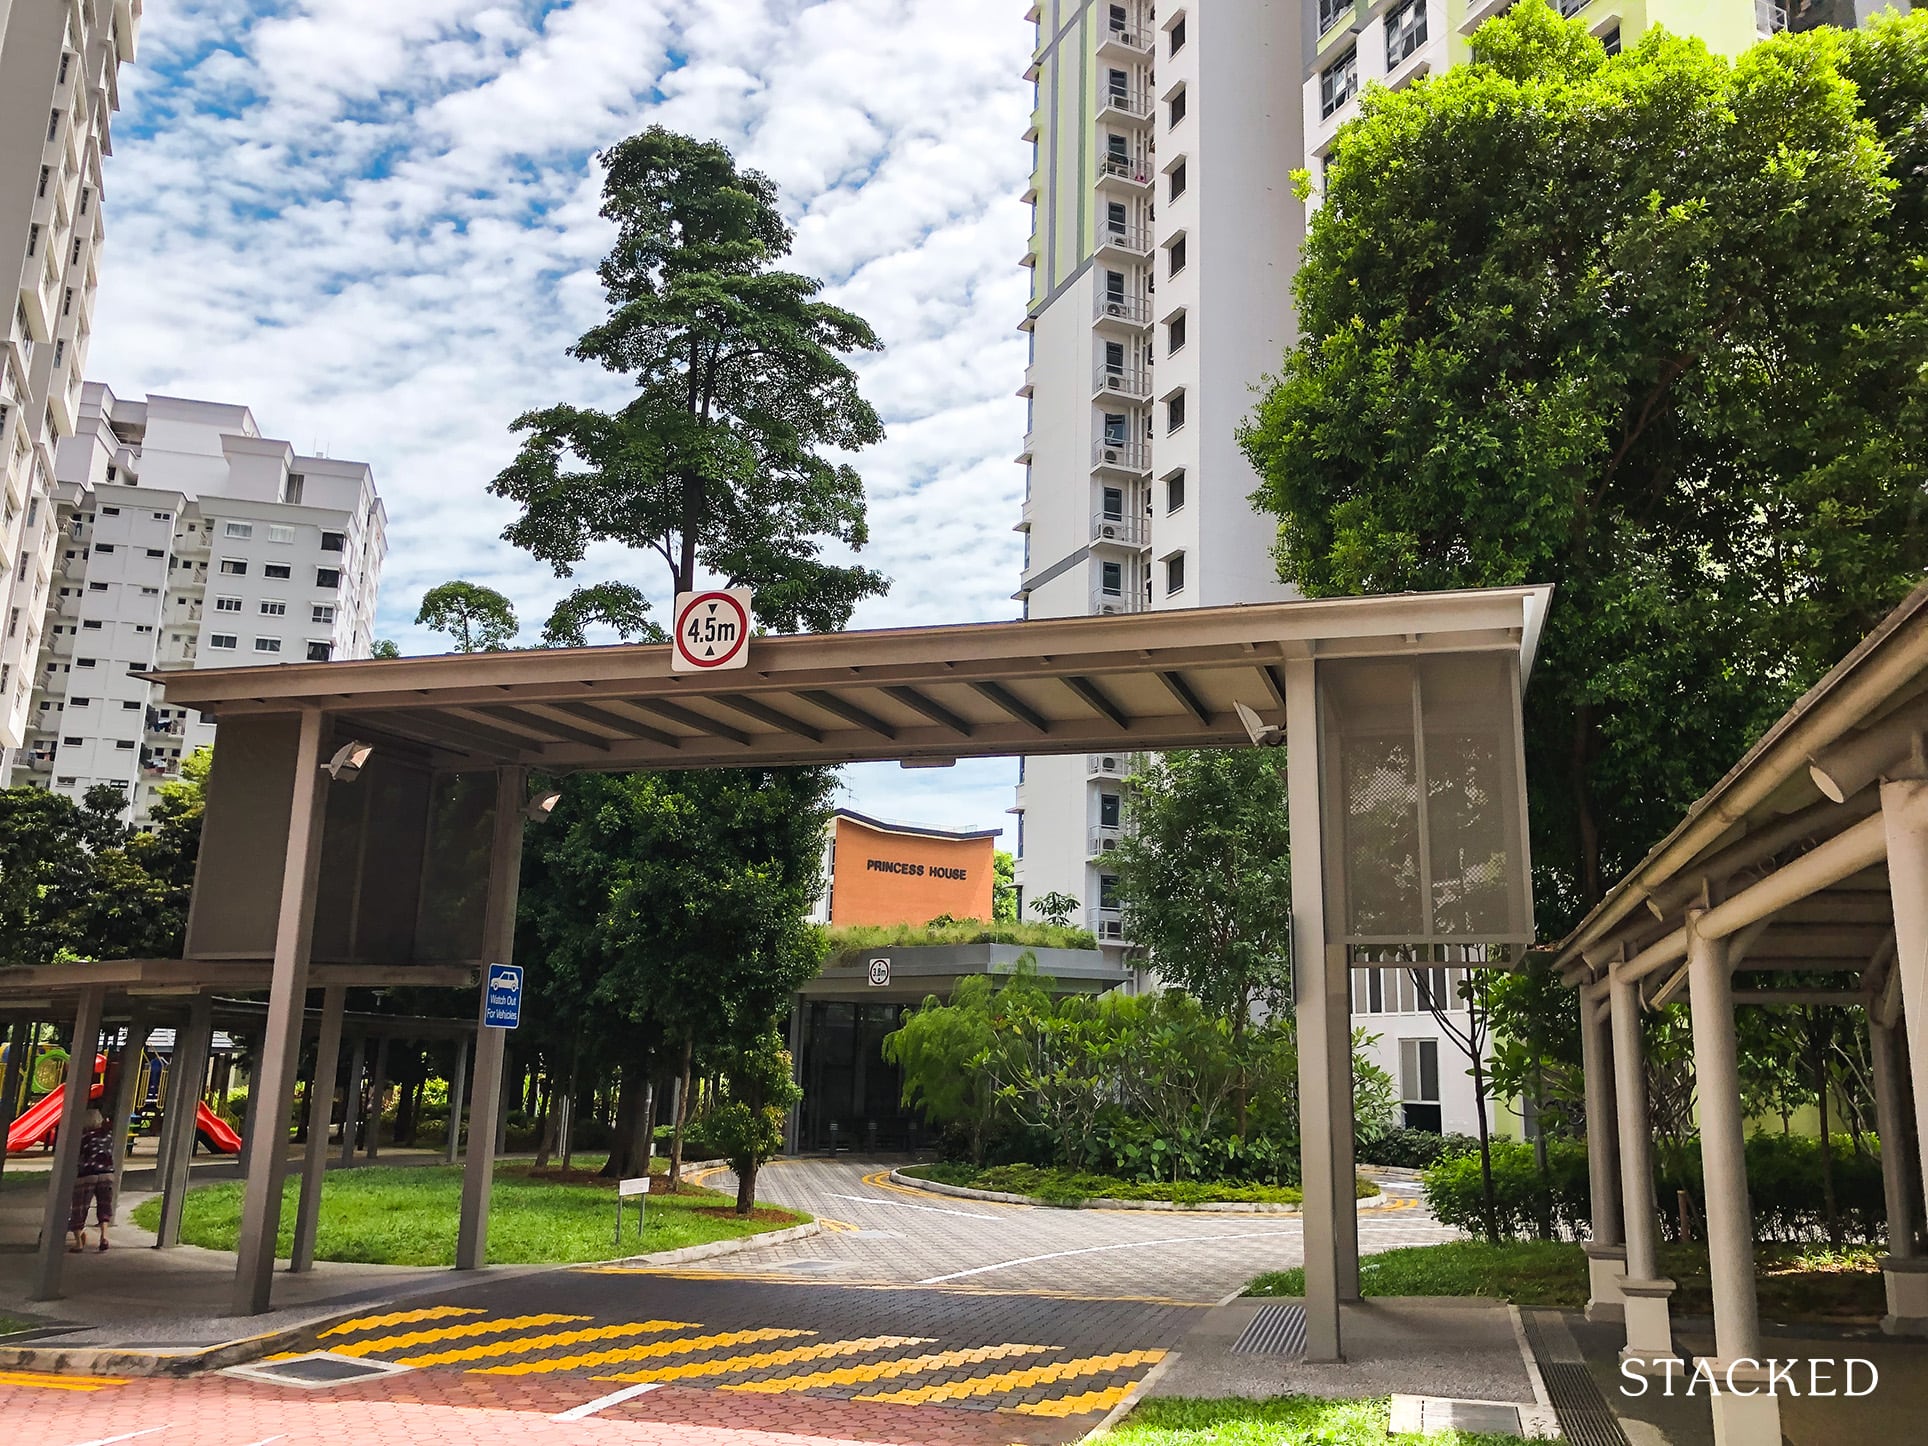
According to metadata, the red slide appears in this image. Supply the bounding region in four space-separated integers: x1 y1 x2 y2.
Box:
194 1103 242 1154
5 1082 105 1153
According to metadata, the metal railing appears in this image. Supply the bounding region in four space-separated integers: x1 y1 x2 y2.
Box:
1094 292 1151 325
1088 827 1124 857
1097 152 1153 186
1098 87 1153 120
1087 752 1146 778
1091 440 1150 472
1093 365 1152 400
1095 223 1152 255
1089 906 1129 943
1756 0 1787 28
1089 580 1149 614
1090 511 1148 547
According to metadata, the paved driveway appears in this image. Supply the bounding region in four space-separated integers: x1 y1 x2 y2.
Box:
0 1157 1458 1446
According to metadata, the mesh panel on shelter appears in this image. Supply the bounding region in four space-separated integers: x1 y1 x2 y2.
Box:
1320 652 1532 965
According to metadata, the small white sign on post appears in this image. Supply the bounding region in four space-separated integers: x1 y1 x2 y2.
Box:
671 588 752 672
616 1174 649 1247
867 957 891 987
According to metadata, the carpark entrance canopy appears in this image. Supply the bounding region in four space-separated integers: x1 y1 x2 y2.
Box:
8 584 1550 1363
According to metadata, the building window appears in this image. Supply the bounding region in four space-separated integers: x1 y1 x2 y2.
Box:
266 523 295 544
1167 312 1186 354
87 581 106 592
315 567 341 588
1170 16 1186 53
81 619 101 630
260 599 287 616
1102 412 1128 448
210 634 237 650
1602 23 1621 54
1098 874 1121 909
93 542 113 554
1169 87 1187 126
1100 559 1124 596
254 638 282 653
215 596 242 612
116 740 135 751
1165 551 1186 595
1319 0 1349 31
306 641 332 662
219 558 246 575
284 474 304 504
311 603 336 624
71 697 89 707
1399 1037 1442 1132
224 521 253 539
1168 235 1187 275
320 530 345 552
1169 160 1187 201
75 657 95 668
1099 792 1122 828
1321 49 1359 118
145 548 163 558
1166 391 1186 433
1387 0 1428 68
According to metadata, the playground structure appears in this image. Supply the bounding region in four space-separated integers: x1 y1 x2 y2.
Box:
2 1040 240 1157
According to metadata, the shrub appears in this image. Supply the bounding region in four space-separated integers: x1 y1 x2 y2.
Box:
1422 1139 1591 1240
1358 1128 1480 1169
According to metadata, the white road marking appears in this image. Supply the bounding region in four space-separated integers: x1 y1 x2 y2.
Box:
917 1229 1301 1285
63 1430 168 1446
237 1437 287 1446
827 1193 998 1221
549 1381 662 1421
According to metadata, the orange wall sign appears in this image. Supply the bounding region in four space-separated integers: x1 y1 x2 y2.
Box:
828 814 996 927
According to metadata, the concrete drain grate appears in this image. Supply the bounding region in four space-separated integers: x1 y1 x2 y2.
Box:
224 1351 413 1389
1537 1362 1630 1446
1390 1395 1527 1437
1229 1303 1307 1356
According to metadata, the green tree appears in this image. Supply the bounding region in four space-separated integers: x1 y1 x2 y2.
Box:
992 850 1018 923
490 126 888 636
415 581 520 653
1029 891 1079 928
371 639 400 659
1240 7 1928 931
710 1027 805 1215
882 973 1013 1165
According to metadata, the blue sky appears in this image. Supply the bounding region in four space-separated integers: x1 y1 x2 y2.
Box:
90 0 1034 834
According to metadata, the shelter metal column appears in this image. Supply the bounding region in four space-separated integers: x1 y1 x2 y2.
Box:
1286 655 1344 1362
1884 778 1928 1234
108 1002 150 1195
340 1033 365 1165
0 1018 27 1194
365 1035 389 1161
1872 1009 1928 1334
1609 974 1675 1367
1580 983 1626 1320
292 985 346 1273
31 984 104 1301
154 992 214 1249
1685 914 1779 1442
458 765 527 1271
231 707 329 1316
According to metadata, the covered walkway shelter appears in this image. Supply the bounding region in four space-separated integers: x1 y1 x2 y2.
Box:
1554 580 1928 1444
0 587 1548 1352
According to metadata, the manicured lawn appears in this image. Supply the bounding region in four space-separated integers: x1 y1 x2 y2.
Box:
130 1161 807 1267
1247 1239 1885 1319
0 1315 37 1335
900 1162 1377 1207
1090 1395 1553 1445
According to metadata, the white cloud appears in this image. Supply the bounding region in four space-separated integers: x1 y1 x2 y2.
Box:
90 0 1034 831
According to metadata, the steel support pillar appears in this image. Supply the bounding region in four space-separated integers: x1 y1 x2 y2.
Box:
1884 779 1928 1234
1609 974 1676 1367
457 766 527 1271
339 1034 365 1165
231 708 328 1315
1871 1014 1928 1333
1580 989 1627 1320
445 1034 468 1166
291 985 346 1273
1685 914 1780 1442
0 1018 27 1195
365 1035 389 1161
31 985 104 1300
108 1004 150 1194
154 993 214 1249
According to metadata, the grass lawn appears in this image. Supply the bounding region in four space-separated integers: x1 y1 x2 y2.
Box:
1247 1239 1885 1319
130 1161 807 1267
1089 1396 1553 1445
0 1315 38 1336
905 1162 1382 1207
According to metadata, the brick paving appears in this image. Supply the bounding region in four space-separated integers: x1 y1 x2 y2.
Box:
0 1157 1461 1446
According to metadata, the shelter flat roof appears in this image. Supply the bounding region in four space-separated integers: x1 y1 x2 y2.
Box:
143 588 1550 773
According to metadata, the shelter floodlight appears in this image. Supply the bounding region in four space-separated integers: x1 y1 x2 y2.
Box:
323 741 372 782
1235 700 1285 748
525 789 563 820
900 757 959 769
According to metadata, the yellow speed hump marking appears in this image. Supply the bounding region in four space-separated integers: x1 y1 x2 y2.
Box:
853 1349 1166 1407
1013 1383 1140 1417
471 1326 812 1376
328 1313 591 1358
721 1342 1057 1394
397 1319 701 1369
0 1369 129 1391
590 1335 935 1385
321 1305 487 1337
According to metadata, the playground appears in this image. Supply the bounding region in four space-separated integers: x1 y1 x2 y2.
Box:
3 1038 241 1165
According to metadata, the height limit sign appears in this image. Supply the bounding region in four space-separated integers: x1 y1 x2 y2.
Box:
672 588 752 672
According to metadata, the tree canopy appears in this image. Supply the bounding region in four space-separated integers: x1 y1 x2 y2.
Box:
415 580 520 653
1240 7 1928 931
489 126 889 637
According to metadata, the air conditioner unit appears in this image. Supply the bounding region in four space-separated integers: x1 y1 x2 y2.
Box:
1100 603 1122 615
1102 839 1117 851
1100 524 1119 539
1106 301 1126 316
1103 448 1121 462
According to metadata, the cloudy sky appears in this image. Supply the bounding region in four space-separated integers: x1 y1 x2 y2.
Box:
91 0 1034 833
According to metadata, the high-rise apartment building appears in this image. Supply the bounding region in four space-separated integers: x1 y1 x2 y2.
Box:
18 385 386 823
0 0 139 753
1011 0 1793 1127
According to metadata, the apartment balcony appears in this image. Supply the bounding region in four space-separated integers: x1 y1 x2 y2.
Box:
1756 0 1787 29
1093 365 1153 403
1015 431 1036 465
1087 826 1124 859
17 256 54 344
1090 511 1149 548
161 640 197 667
1095 152 1154 193
47 629 72 656
1093 291 1151 328
1087 751 1145 780
1097 87 1153 124
1094 224 1152 262
55 592 81 618
1090 579 1149 614
1089 906 1129 944
1091 440 1151 475
24 747 56 773
1096 21 1153 60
